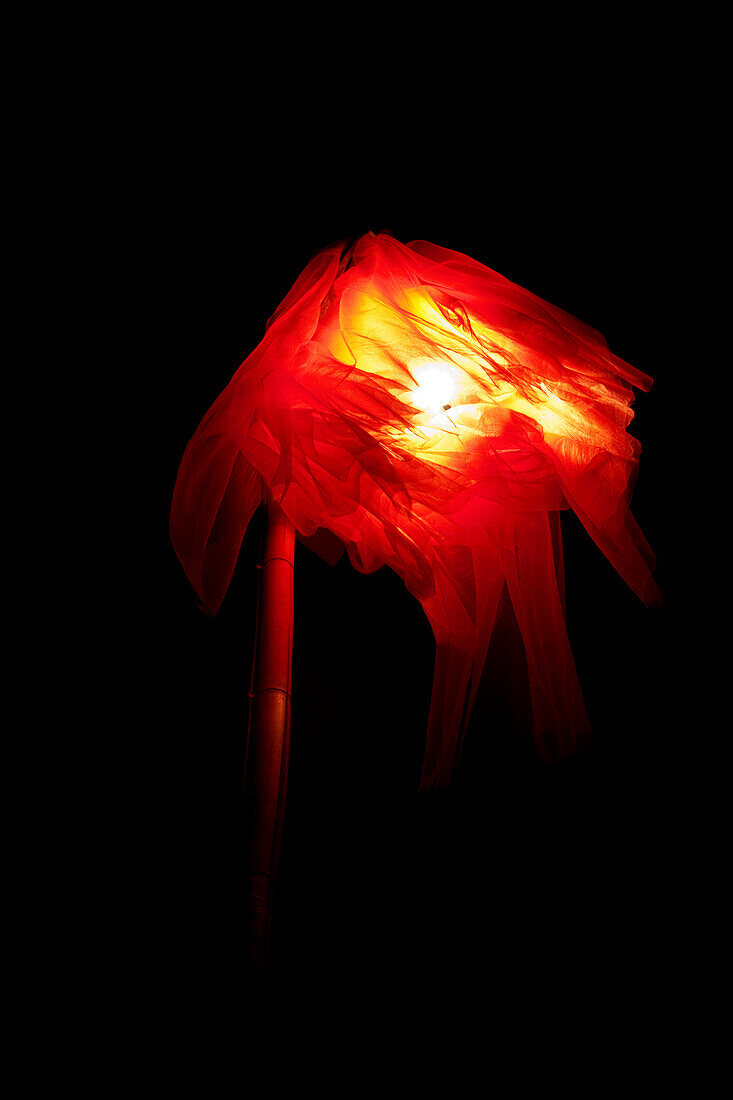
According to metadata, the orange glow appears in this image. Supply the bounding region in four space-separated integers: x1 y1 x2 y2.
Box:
322 276 635 464
171 234 659 789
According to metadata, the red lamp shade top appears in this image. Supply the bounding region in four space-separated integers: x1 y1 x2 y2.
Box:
171 233 659 788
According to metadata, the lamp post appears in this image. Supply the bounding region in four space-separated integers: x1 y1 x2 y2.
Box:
243 495 295 1016
170 231 659 1022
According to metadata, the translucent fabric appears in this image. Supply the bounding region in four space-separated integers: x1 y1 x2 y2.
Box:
171 233 659 789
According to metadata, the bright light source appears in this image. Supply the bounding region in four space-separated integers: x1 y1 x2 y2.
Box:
411 363 458 416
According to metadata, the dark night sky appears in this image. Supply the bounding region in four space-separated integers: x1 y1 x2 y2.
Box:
136 110 688 1064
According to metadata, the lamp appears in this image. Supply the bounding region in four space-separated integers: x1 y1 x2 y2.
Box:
171 232 659 1012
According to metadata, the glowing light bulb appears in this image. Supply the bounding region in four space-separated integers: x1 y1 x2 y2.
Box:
412 363 458 416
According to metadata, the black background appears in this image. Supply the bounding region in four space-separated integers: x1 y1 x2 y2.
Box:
134 104 688 1068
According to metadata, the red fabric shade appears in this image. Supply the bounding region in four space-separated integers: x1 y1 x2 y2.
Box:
171 233 659 789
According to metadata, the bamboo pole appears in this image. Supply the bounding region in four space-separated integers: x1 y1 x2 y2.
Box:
244 495 295 1017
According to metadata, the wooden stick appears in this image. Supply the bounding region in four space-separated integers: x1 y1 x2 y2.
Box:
245 495 295 1018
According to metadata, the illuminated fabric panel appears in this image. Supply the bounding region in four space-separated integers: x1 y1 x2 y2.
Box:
171 233 659 789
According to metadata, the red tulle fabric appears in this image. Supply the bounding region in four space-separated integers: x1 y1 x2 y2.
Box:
171 233 659 789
